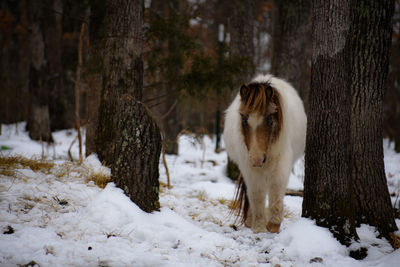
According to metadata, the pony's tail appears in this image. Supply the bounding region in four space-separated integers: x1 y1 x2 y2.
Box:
230 173 249 225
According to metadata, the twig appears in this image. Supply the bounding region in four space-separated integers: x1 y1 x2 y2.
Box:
68 136 78 162
40 136 45 159
74 20 86 163
394 191 399 210
162 142 171 189
148 100 167 109
200 136 206 168
285 189 303 197
160 100 178 120
53 142 56 160
143 93 169 103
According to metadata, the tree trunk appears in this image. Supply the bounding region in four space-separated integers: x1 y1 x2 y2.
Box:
85 1 105 156
228 0 255 81
44 0 68 131
349 0 397 237
85 73 101 156
27 0 54 142
163 0 182 155
302 0 357 246
112 98 161 212
270 0 310 111
95 0 161 212
303 0 397 250
384 1 400 152
0 0 30 124
226 0 255 180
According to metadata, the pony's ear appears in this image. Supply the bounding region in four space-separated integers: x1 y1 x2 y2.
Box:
240 84 250 100
265 85 274 99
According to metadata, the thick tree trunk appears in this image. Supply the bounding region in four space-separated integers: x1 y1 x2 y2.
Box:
226 0 255 180
0 0 30 124
228 0 255 81
44 0 68 131
302 0 358 246
349 0 397 237
85 1 105 156
27 1 54 142
85 73 101 156
95 0 161 212
384 2 400 152
163 0 182 155
112 98 161 212
303 0 397 250
270 0 310 111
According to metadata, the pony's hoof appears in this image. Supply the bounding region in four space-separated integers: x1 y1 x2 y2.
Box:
253 225 267 233
266 222 280 233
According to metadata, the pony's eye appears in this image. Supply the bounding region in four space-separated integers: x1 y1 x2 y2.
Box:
241 114 248 125
266 115 274 126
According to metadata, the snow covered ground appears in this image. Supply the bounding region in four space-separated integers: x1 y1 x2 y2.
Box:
0 122 399 267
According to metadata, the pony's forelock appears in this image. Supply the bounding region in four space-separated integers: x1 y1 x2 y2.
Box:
241 82 271 115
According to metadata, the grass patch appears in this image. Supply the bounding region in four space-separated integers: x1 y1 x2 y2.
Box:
196 190 208 202
85 172 111 189
0 155 54 175
217 198 229 205
0 155 111 189
159 181 173 193
390 233 400 250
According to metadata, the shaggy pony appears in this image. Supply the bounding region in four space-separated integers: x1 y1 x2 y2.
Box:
224 74 306 233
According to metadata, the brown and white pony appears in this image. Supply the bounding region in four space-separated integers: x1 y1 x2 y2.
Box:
224 74 306 233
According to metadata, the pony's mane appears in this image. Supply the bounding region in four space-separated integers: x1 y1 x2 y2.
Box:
241 82 272 114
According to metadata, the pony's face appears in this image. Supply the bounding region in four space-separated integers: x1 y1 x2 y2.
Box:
239 82 282 168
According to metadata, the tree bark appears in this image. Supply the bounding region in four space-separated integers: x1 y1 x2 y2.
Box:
95 0 161 212
85 1 105 156
112 97 161 212
226 0 256 180
44 0 68 131
163 0 182 155
349 0 397 237
228 0 255 81
0 0 30 124
303 0 397 249
302 0 357 246
270 0 311 111
384 1 400 152
27 0 55 142
85 73 101 156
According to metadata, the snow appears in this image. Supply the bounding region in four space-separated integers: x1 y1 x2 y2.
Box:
1 122 399 267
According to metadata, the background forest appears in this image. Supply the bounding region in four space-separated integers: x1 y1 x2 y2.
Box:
1 0 400 151
1 0 400 265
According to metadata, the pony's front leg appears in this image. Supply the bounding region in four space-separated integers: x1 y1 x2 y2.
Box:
266 170 288 233
245 176 268 233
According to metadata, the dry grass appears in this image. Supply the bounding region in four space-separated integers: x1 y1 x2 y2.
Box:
159 181 173 193
217 198 229 205
390 233 400 250
227 199 236 210
54 162 73 179
0 155 111 189
0 155 54 176
85 172 111 189
196 190 208 202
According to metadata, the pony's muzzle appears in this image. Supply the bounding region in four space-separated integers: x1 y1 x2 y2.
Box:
249 153 267 167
